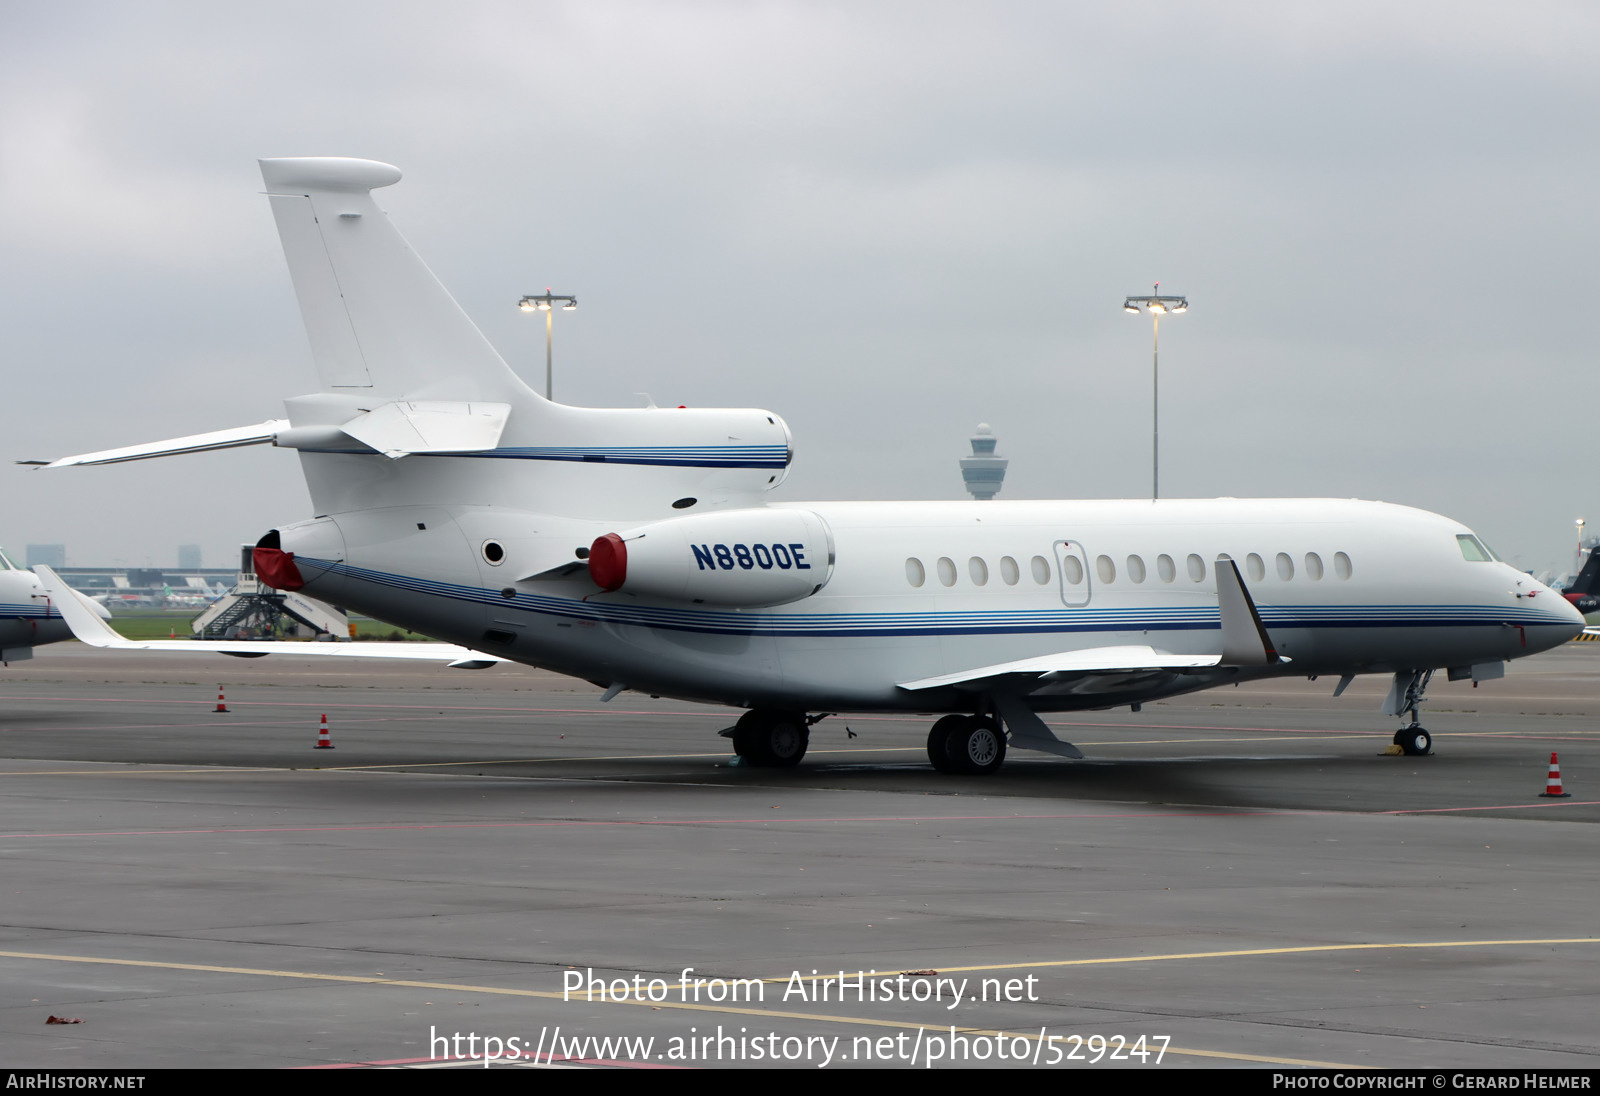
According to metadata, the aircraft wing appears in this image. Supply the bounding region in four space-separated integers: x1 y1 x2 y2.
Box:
34 567 504 668
901 558 1285 692
898 646 1222 691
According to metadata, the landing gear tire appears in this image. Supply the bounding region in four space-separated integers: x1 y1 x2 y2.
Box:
943 716 1006 775
927 715 973 774
1395 726 1432 757
733 709 809 767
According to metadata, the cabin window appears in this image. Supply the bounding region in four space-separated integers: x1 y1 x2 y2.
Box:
1157 554 1176 582
968 556 989 585
1276 552 1294 580
1031 555 1051 584
1456 535 1494 562
905 558 925 587
1334 551 1353 579
1246 553 1265 582
1305 552 1324 580
1096 555 1116 583
1062 554 1084 584
937 557 957 586
1186 554 1206 582
1126 555 1146 583
999 556 1020 585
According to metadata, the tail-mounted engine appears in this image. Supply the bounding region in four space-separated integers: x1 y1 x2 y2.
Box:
587 509 834 607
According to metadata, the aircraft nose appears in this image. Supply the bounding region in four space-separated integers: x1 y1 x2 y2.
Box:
1556 589 1587 631
1527 576 1586 649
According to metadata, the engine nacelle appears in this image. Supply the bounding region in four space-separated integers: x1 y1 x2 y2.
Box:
589 508 834 607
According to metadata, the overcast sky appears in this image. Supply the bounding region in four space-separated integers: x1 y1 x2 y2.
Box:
2 2 1595 575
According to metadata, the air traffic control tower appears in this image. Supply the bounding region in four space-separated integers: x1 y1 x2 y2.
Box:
960 423 1008 500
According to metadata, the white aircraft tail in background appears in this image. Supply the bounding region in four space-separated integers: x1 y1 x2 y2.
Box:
28 159 1585 772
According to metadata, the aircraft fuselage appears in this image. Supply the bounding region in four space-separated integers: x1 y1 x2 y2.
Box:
276 496 1580 713
0 569 68 657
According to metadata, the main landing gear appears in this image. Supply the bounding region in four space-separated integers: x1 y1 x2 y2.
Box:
926 714 1006 775
731 708 811 767
1390 669 1435 757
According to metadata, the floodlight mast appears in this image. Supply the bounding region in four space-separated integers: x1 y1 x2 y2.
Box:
517 290 578 400
1122 284 1188 500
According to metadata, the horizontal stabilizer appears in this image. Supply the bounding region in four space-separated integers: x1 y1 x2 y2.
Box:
341 401 510 458
898 645 1223 691
22 421 287 469
34 567 504 666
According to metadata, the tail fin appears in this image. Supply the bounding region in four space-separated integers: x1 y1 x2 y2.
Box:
260 157 526 403
1568 549 1600 595
258 158 789 521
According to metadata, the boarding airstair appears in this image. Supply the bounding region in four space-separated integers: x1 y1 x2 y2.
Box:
191 546 351 640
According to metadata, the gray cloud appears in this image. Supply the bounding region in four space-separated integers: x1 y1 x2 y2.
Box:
2 1 1594 573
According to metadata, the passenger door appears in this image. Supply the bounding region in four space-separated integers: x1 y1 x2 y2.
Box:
1053 539 1091 607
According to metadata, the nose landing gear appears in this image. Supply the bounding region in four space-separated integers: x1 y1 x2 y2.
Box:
1388 669 1435 756
1394 725 1433 756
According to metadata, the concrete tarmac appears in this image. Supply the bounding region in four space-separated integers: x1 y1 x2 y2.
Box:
1 644 1597 1069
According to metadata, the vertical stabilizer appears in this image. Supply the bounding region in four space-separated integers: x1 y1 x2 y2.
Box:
257 158 791 522
1567 548 1600 596
260 157 525 402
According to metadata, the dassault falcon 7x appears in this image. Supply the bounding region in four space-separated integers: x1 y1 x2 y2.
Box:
31 157 1583 773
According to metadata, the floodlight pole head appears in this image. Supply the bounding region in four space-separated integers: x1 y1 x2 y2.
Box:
1122 289 1189 501
517 291 579 399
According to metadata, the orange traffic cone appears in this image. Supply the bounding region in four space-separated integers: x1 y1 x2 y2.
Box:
214 686 229 714
1539 752 1570 798
314 713 334 749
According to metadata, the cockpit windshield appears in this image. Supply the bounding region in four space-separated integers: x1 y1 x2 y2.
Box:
0 548 15 571
1456 534 1499 563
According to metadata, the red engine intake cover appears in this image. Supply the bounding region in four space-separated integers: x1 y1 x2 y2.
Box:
253 546 306 591
588 533 627 592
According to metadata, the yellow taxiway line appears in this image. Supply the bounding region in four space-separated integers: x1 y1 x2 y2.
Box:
9 936 1597 1067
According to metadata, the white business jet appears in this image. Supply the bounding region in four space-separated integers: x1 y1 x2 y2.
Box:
0 547 75 665
30 158 1584 772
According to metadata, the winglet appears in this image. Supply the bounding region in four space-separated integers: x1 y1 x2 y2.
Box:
33 566 128 648
1215 557 1284 665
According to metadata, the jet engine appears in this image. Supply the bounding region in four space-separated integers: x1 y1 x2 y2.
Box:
588 508 833 607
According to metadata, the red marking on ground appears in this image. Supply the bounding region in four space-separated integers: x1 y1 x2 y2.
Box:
1379 800 1600 814
0 808 1276 840
0 694 705 717
0 695 1460 738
